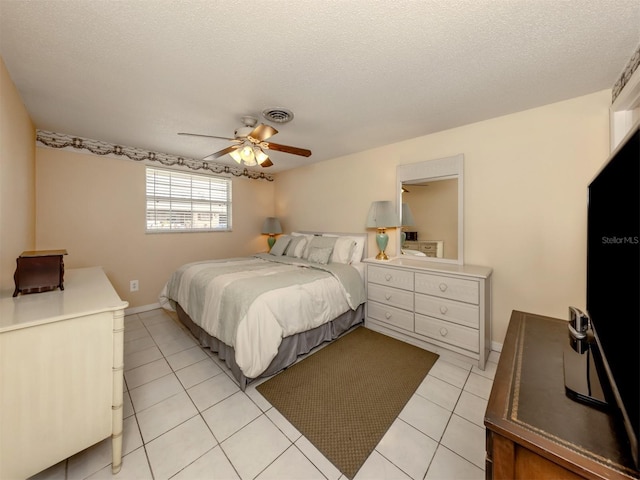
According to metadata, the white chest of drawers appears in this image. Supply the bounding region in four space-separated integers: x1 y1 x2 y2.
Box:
0 267 128 479
364 257 492 369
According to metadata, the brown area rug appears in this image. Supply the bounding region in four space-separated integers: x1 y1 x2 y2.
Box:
256 326 439 479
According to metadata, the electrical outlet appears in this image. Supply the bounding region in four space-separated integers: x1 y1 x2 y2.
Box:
130 280 139 292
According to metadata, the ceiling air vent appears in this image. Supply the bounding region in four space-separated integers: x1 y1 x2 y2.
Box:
262 107 294 124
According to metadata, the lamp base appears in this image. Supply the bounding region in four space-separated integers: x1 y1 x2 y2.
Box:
267 235 276 250
375 251 389 261
375 229 389 261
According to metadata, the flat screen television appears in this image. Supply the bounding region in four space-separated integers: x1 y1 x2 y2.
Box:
587 121 639 467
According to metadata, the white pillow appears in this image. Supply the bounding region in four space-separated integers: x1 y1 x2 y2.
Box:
291 232 315 257
330 237 356 264
269 235 291 256
285 236 307 258
349 236 366 263
323 234 365 264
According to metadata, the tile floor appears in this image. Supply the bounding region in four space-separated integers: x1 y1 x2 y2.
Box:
31 308 498 480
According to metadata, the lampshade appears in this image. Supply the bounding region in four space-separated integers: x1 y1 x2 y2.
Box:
366 201 400 228
262 217 282 235
401 203 416 226
254 147 269 165
239 144 257 166
229 149 242 164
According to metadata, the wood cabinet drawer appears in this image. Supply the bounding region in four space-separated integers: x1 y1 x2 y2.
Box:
415 294 479 329
368 283 413 311
368 265 414 291
415 314 479 353
368 301 414 332
415 273 479 304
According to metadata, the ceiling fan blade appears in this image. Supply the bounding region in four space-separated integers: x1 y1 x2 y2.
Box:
264 142 312 157
178 132 237 141
249 124 278 142
260 158 274 168
204 145 239 160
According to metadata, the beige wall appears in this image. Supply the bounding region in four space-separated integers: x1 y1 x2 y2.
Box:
0 57 36 293
7 64 612 347
276 90 612 346
35 148 276 307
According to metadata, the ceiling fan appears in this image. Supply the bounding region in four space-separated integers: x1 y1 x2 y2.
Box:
178 115 311 168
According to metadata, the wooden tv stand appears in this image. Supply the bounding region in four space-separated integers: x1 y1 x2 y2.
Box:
485 311 638 480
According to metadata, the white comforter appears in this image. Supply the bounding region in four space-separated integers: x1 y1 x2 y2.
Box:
159 256 364 378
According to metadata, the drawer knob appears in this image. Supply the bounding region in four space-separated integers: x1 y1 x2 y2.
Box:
439 283 448 292
385 293 392 301
385 274 392 282
385 312 392 319
440 306 448 315
440 327 448 337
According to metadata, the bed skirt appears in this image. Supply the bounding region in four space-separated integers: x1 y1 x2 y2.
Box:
176 303 365 390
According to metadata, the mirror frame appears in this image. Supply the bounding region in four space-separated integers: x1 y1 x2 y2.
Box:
396 154 464 265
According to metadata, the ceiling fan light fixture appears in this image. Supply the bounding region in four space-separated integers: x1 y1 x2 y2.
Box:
238 143 257 166
229 149 242 164
180 114 310 169
254 147 269 165
240 144 254 161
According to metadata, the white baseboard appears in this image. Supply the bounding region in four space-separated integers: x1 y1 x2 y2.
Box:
125 303 161 316
491 340 503 353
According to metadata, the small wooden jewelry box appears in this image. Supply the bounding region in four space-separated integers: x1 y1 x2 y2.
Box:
13 250 68 297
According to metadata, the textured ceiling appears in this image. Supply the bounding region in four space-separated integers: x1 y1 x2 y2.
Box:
1 0 639 172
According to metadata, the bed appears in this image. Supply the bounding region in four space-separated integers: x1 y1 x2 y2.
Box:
159 232 367 390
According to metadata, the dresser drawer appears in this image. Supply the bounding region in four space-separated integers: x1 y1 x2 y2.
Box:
368 283 414 311
368 301 414 332
415 314 479 353
368 265 414 291
415 273 479 304
420 243 436 253
415 294 479 329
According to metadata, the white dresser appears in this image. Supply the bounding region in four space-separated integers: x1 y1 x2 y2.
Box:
0 267 128 479
364 257 492 369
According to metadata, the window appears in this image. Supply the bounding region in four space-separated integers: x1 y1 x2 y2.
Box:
146 167 231 232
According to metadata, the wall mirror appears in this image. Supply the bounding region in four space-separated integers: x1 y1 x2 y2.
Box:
396 154 464 264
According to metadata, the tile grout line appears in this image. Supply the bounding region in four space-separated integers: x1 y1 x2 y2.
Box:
138 312 224 480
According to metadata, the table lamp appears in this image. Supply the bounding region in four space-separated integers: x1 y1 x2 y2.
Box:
366 201 400 260
262 217 282 250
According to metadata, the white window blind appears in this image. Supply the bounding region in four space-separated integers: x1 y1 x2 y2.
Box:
146 167 232 232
